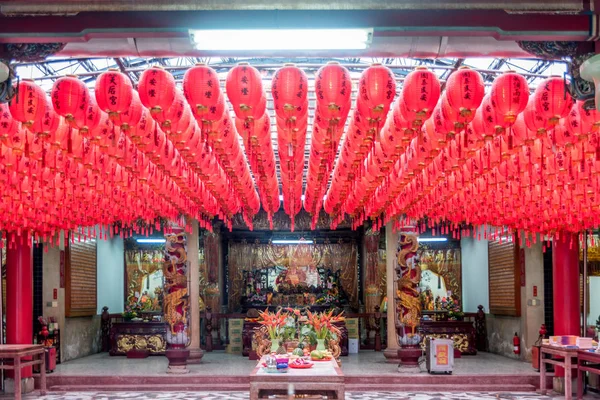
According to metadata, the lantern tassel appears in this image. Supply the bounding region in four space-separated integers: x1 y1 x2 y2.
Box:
68 126 73 153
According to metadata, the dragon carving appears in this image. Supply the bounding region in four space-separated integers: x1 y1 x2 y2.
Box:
396 232 421 335
163 228 190 342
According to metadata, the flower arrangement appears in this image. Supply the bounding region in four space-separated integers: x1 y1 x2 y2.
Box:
122 305 139 320
305 310 344 340
441 295 464 320
257 309 288 340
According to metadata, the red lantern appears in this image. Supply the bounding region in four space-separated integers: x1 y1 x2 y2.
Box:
272 64 308 118
95 69 133 119
314 61 352 124
51 74 90 127
117 91 144 132
0 103 19 142
356 63 396 122
10 79 47 128
138 66 176 114
401 66 440 126
533 76 573 127
226 62 265 120
183 64 224 120
445 66 485 122
490 70 529 125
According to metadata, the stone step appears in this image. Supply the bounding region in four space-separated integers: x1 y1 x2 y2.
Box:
345 374 540 386
48 384 250 392
344 383 538 392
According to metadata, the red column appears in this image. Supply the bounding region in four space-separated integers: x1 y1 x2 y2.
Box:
552 232 580 377
5 231 33 378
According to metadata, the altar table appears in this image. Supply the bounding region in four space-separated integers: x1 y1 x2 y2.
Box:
249 357 344 399
577 350 600 399
109 322 168 356
0 344 47 400
540 344 579 400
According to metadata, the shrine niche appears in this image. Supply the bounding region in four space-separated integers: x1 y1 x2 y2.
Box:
417 243 462 318
124 246 164 312
227 240 358 312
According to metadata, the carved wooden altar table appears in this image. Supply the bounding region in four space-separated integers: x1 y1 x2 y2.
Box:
250 357 344 400
577 349 600 399
0 344 47 400
540 344 579 400
419 320 477 355
109 322 168 356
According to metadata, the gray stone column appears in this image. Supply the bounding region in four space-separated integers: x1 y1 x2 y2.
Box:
188 219 203 363
383 223 400 362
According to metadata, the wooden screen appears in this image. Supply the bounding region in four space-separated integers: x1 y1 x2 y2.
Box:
65 235 97 317
488 238 521 316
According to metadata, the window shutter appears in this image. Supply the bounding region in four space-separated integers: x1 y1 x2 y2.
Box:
65 234 97 317
488 238 521 316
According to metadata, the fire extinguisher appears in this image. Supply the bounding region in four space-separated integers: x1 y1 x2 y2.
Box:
513 332 521 355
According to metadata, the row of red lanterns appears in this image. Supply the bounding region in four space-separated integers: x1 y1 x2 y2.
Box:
272 64 308 230
304 62 352 229
227 63 279 227
365 72 600 236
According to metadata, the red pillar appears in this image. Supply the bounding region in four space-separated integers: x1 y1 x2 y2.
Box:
552 232 580 377
5 231 33 378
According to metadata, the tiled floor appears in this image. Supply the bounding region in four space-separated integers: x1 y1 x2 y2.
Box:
52 351 535 377
18 391 600 399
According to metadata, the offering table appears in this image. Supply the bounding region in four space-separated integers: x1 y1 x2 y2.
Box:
577 349 600 399
0 344 47 400
540 344 579 400
249 357 344 400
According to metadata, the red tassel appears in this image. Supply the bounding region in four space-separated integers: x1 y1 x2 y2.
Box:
68 126 73 153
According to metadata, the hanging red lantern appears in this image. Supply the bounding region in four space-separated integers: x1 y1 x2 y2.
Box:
490 70 529 126
183 63 224 120
51 74 90 128
356 63 396 123
401 66 440 127
77 99 104 137
0 103 19 142
117 91 144 131
10 79 47 129
138 66 176 114
445 66 485 122
314 61 352 124
95 69 133 120
533 76 573 127
272 64 308 118
226 62 266 120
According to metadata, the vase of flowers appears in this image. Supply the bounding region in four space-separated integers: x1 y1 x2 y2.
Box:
258 309 288 353
305 310 344 351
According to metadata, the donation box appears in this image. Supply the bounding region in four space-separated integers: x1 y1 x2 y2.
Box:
425 337 454 374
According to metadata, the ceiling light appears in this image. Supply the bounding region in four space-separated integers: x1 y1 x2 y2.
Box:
418 237 448 243
272 239 314 245
189 28 373 51
136 238 166 244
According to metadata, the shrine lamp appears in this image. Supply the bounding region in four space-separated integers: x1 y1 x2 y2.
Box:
417 238 448 242
136 238 167 244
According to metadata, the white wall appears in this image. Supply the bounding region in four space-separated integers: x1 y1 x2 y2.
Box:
589 276 600 327
96 235 124 314
460 236 490 313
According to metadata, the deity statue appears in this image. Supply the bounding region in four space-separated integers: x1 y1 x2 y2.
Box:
396 231 421 336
